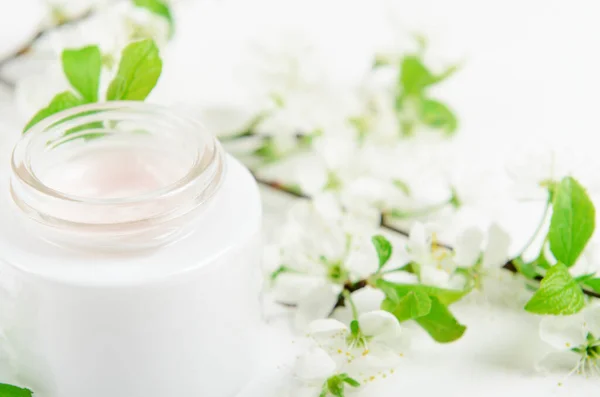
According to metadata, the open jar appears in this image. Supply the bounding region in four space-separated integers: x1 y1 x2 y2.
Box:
0 102 263 397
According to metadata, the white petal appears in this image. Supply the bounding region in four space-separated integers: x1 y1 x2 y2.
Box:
308 319 348 342
271 273 323 305
295 284 342 332
419 266 452 289
360 342 403 369
540 314 587 350
294 347 337 382
482 224 511 269
453 227 484 267
407 222 429 257
351 287 386 314
345 238 379 279
535 351 581 374
312 193 344 221
358 311 401 341
583 303 600 337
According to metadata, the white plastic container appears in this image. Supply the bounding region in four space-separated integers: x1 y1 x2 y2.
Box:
0 102 263 397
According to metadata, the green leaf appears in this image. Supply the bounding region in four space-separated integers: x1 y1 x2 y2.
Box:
377 280 468 306
524 263 586 315
384 289 432 322
415 296 466 343
0 384 33 397
420 99 458 135
23 91 85 133
61 45 102 103
548 176 595 267
400 55 436 95
392 179 411 196
581 277 600 293
106 39 163 101
133 0 175 37
372 235 393 270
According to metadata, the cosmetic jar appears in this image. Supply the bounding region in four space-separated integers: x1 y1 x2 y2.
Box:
0 102 263 397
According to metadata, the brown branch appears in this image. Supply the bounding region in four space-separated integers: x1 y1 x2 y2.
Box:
0 10 96 73
256 177 600 299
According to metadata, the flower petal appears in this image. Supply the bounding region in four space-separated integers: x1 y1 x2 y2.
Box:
358 310 401 341
294 347 337 382
407 222 429 256
482 224 511 269
535 351 581 374
583 303 600 337
345 237 379 279
308 319 348 341
271 273 323 305
539 314 587 350
295 283 343 332
454 227 484 267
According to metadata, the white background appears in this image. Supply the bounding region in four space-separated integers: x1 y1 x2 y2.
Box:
2 0 600 395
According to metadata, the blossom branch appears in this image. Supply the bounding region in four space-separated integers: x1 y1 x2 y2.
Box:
256 176 600 300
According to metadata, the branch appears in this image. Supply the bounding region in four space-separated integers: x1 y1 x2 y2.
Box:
256 177 600 299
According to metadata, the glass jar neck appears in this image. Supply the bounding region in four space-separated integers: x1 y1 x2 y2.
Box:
10 101 225 250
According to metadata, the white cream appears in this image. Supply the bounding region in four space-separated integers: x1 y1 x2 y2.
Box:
0 102 263 397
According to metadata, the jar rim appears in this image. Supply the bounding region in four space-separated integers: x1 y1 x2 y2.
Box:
10 101 226 248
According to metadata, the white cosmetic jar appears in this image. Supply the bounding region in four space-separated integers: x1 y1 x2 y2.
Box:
0 102 263 397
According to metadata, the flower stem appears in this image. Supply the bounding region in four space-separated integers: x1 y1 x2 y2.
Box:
343 290 359 321
515 193 552 259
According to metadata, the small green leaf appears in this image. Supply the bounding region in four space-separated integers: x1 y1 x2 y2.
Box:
420 99 458 135
548 176 595 267
133 0 175 37
372 235 393 270
384 289 432 322
392 179 411 196
23 91 85 133
106 39 163 101
581 277 600 293
377 280 468 306
400 55 436 95
415 296 466 343
61 45 102 103
0 384 33 397
524 263 585 315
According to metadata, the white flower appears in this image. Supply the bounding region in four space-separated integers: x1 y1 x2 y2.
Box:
407 222 510 290
44 0 109 24
506 137 600 201
538 303 600 377
290 347 338 397
308 310 404 376
265 195 382 330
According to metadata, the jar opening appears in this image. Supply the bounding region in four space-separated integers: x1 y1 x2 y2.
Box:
10 102 225 249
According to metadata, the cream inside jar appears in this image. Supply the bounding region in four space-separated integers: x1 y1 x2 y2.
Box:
0 102 263 397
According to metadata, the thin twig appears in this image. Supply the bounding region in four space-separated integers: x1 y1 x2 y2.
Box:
0 10 95 72
256 177 600 299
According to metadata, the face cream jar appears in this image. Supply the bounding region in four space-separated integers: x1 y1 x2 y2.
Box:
0 102 263 397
